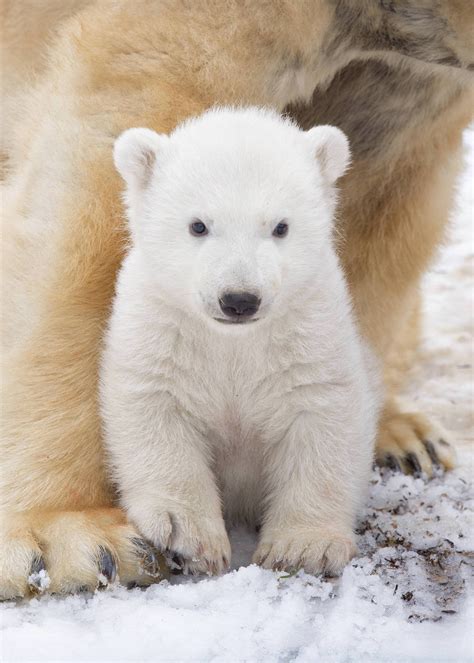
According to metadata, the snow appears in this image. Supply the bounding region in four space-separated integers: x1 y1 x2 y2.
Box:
26 570 50 595
1 130 473 663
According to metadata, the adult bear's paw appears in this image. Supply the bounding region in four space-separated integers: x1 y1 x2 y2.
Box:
0 508 167 600
376 404 456 477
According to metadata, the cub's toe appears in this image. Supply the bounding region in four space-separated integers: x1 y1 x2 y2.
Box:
132 508 231 576
254 529 356 576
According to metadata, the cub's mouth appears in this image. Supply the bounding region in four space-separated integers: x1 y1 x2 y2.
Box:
213 317 260 325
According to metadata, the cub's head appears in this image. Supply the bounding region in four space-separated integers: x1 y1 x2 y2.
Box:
114 107 350 330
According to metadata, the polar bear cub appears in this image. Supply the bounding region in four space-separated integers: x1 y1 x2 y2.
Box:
100 107 381 576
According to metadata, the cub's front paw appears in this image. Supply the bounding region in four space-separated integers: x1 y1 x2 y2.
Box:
130 505 231 576
253 528 356 576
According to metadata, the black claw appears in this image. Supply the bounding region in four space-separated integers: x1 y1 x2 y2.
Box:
28 555 48 594
423 439 440 465
97 547 117 587
157 550 186 575
438 438 450 447
384 453 402 472
126 581 149 590
131 538 163 578
30 555 46 575
405 452 422 476
168 553 186 575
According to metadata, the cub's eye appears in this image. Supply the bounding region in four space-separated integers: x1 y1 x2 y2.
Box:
272 221 289 238
190 219 208 236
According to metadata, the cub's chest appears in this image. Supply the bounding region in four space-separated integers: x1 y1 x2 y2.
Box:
170 337 276 427
162 325 309 436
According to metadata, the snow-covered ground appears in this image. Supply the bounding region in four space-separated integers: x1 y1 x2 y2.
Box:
1 131 473 663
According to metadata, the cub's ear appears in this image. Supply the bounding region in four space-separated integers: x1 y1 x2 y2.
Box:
306 125 351 183
114 128 168 190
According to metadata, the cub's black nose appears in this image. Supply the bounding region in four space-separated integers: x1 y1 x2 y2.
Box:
219 292 261 319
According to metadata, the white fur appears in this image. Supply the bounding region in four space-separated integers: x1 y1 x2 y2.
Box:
100 107 381 575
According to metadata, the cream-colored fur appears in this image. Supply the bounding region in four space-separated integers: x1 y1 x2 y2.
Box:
0 0 93 163
1 0 473 597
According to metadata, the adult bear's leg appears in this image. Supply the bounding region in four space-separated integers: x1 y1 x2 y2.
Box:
0 154 170 596
290 71 472 474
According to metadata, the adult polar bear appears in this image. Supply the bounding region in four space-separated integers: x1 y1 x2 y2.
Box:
1 1 473 597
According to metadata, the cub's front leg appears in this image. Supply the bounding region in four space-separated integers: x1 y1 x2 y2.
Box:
254 390 375 575
101 385 230 575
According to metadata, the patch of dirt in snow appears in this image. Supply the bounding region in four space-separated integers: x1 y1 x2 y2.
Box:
1 131 472 662
356 464 473 624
